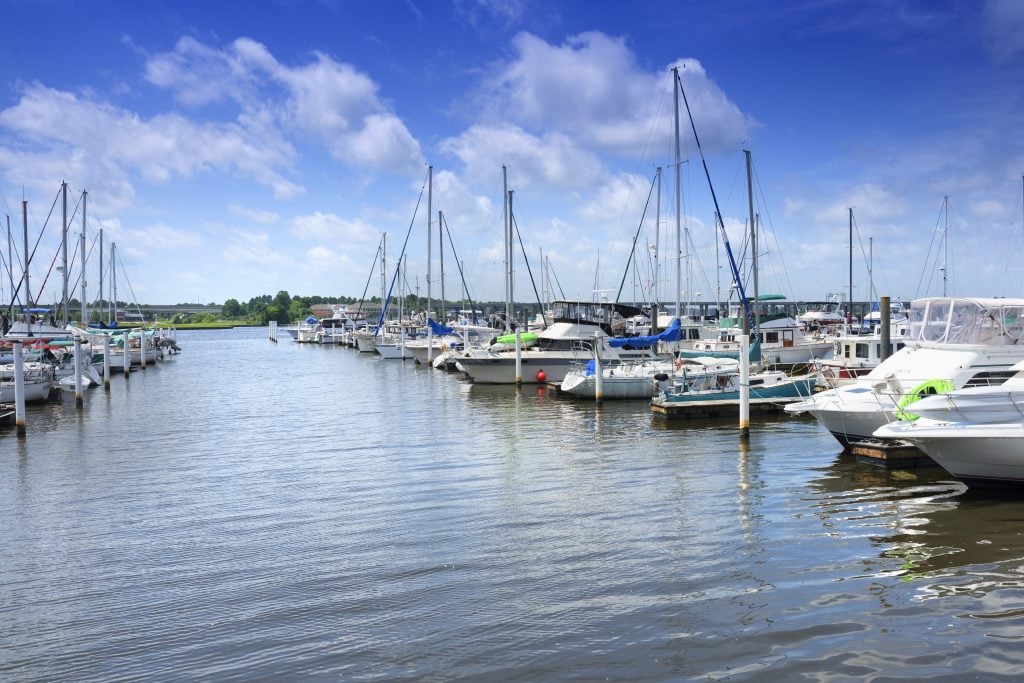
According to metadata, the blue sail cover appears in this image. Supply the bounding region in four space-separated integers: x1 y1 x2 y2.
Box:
305 315 318 324
427 318 454 336
607 318 682 348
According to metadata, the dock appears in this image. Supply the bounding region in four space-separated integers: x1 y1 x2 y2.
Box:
651 396 802 420
848 439 937 469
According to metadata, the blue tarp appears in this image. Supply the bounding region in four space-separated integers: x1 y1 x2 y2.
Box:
585 359 596 376
607 318 682 348
427 318 454 336
305 315 318 324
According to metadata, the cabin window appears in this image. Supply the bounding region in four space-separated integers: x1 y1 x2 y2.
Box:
855 343 869 359
963 370 1016 387
843 345 851 359
763 331 779 344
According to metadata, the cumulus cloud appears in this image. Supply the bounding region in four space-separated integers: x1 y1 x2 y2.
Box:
471 32 752 156
223 229 293 269
440 123 604 190
146 36 425 175
229 204 280 224
0 82 304 200
290 211 380 243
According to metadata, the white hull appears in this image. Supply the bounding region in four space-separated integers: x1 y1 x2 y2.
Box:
875 421 1024 486
375 342 413 360
899 387 1024 425
0 379 53 403
560 360 674 399
458 352 595 384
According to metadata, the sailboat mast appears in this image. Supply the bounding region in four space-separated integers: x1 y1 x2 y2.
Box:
98 228 104 323
6 215 13 321
849 207 853 323
438 210 445 320
655 166 662 308
22 200 30 313
426 164 432 322
672 66 682 323
943 195 949 297
80 190 87 323
111 242 117 324
503 165 511 331
744 149 756 335
62 181 69 325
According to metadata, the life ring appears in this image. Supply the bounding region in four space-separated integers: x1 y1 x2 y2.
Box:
895 378 955 420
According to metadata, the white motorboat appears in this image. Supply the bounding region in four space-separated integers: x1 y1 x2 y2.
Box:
682 316 834 367
786 297 1024 446
815 318 909 388
874 419 1024 487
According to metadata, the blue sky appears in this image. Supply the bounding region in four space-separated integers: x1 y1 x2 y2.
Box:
1 0 1022 310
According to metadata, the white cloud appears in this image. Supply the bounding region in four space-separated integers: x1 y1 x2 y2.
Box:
146 37 425 176
223 229 293 269
472 32 752 156
290 211 379 243
229 204 280 224
440 123 604 190
0 82 304 200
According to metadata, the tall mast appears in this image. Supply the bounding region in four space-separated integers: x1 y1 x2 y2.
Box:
503 165 511 331
80 190 87 323
426 164 432 321
745 149 757 334
380 233 387 314
62 180 69 325
943 195 949 297
672 66 682 323
98 228 104 322
111 242 117 324
438 210 445 320
6 215 13 321
848 207 854 322
655 166 662 307
22 200 30 314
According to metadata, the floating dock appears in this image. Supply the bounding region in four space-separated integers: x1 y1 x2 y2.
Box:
848 439 937 469
651 396 802 420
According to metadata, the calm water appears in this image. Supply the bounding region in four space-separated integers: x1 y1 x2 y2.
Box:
3 327 1024 681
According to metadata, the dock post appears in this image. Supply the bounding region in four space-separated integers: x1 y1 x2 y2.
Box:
102 334 111 391
13 341 26 437
739 334 750 438
593 331 603 404
880 296 891 363
426 321 433 365
139 331 147 369
123 334 130 377
515 329 522 385
74 338 84 408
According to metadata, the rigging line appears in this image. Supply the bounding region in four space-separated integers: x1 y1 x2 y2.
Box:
675 68 752 321
441 212 480 324
913 199 946 298
548 259 566 300
374 169 429 337
615 169 658 304
750 160 795 298
355 234 383 318
509 207 547 327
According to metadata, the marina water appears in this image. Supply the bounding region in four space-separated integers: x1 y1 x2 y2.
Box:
3 327 1024 680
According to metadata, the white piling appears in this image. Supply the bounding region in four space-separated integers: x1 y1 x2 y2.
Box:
74 338 83 407
593 332 603 404
515 329 522 385
739 334 750 438
123 333 130 377
13 341 26 437
102 334 111 390
139 330 147 369
426 324 433 365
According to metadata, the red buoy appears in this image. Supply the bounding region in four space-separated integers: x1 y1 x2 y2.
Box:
536 370 547 383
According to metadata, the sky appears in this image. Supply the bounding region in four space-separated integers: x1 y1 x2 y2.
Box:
1 0 1023 311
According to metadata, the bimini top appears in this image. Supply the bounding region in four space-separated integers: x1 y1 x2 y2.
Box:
906 297 1024 346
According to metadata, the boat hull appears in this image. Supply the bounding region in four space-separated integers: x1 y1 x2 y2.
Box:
875 421 1024 486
